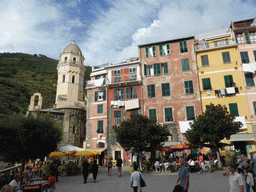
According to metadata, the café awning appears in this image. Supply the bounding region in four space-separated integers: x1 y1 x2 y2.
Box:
230 133 255 142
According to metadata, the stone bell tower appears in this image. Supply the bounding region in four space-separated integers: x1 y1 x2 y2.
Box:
55 40 86 109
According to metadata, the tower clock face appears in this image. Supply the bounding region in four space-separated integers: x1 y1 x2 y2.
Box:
62 67 67 73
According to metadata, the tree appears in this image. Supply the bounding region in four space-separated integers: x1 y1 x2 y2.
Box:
113 114 169 153
185 103 242 167
0 113 63 169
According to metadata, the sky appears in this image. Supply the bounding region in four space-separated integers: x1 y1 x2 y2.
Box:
0 0 256 66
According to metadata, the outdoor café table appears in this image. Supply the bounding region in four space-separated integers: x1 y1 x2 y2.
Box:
23 180 48 192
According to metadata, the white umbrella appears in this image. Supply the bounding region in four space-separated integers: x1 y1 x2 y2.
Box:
58 144 84 152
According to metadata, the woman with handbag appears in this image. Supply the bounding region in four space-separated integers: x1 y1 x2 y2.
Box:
130 164 145 192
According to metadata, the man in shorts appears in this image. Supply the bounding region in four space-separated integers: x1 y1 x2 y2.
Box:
116 156 123 177
208 150 214 172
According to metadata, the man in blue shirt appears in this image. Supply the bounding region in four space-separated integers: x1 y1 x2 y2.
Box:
176 158 189 191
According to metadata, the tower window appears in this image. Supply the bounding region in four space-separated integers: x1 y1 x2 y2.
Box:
63 75 65 83
72 126 76 134
64 57 67 63
73 57 76 64
72 75 75 83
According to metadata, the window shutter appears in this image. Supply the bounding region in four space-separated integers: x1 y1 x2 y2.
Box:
149 109 157 121
146 47 149 58
114 89 117 100
182 59 190 71
224 75 234 87
222 52 231 63
151 85 155 97
164 63 168 74
157 63 161 75
186 106 195 120
253 101 256 115
202 78 211 90
244 30 250 44
229 103 239 116
165 108 173 122
167 44 170 54
159 45 163 56
131 109 138 115
240 52 250 63
254 51 256 62
144 64 147 76
201 55 209 66
97 104 103 113
121 88 124 100
133 87 137 98
103 90 106 100
147 85 151 98
162 84 165 96
95 91 98 102
245 73 255 87
189 81 194 94
153 64 159 75
97 121 103 133
95 76 99 79
183 41 187 52
103 74 106 78
126 87 130 99
152 46 156 57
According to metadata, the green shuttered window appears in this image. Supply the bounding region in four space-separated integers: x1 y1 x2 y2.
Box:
97 120 103 133
147 84 155 98
240 52 250 63
184 81 194 94
114 110 121 124
162 83 170 96
146 47 149 58
244 30 251 44
179 41 188 53
130 109 138 115
186 106 195 120
165 107 173 122
152 46 156 57
245 73 255 87
224 75 234 87
222 52 231 63
159 45 163 56
153 63 161 75
149 109 157 121
253 101 256 115
97 104 103 114
229 103 239 116
201 55 209 67
114 88 124 100
181 59 190 71
164 63 168 74
126 87 137 99
202 78 212 90
167 44 170 55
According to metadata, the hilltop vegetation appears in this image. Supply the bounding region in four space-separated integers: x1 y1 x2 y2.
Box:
0 53 91 119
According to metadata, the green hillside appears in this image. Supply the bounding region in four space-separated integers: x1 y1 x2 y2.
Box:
0 53 91 119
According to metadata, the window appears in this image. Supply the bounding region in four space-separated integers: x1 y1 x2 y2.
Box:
181 59 190 71
254 51 256 62
202 78 212 90
147 84 155 98
129 68 136 81
97 120 103 133
159 44 170 56
179 41 188 53
253 101 256 115
224 75 234 87
145 46 156 58
184 80 194 94
165 107 173 122
97 104 103 114
240 52 250 63
126 87 137 99
201 55 209 67
130 109 138 116
95 90 106 101
245 73 255 87
114 88 124 100
236 33 245 44
186 106 195 120
149 109 157 121
72 75 75 83
229 103 239 116
64 57 67 63
114 70 121 83
95 74 106 80
153 63 161 75
244 30 251 44
114 110 121 124
164 63 168 74
162 83 170 96
97 142 105 148
222 52 231 63
62 75 65 83
73 57 76 64
214 39 229 47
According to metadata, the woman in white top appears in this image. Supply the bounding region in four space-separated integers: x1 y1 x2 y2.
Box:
130 164 143 192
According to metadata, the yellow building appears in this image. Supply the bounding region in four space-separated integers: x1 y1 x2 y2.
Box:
195 30 254 156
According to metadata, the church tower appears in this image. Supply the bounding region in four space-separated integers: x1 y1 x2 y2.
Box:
55 40 86 108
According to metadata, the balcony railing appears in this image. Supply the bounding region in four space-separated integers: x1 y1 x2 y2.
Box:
86 78 106 88
195 39 237 51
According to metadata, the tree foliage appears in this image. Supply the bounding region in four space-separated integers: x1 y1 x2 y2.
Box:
113 114 169 152
0 113 63 163
185 103 242 148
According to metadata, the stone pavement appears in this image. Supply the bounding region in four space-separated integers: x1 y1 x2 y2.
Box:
55 166 230 192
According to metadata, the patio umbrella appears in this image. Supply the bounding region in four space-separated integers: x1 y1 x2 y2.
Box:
49 152 66 157
75 150 99 157
91 150 101 155
169 144 190 150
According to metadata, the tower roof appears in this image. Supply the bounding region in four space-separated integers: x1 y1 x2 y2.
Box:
63 40 82 55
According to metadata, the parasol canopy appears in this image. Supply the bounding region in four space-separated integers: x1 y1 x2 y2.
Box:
169 144 190 150
59 144 84 152
49 152 65 157
75 150 99 157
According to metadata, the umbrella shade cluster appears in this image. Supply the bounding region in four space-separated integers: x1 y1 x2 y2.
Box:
75 150 101 157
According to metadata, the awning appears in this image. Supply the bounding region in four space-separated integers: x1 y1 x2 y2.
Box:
179 121 193 133
163 141 181 147
59 144 85 152
230 133 255 142
125 98 139 111
242 63 256 73
234 116 247 129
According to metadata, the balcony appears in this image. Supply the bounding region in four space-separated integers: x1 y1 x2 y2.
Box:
195 39 237 52
86 78 106 88
109 74 141 87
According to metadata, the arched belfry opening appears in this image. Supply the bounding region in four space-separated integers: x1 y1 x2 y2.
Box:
65 57 68 63
73 57 76 64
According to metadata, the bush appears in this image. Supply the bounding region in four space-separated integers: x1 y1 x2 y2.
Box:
225 152 236 165
41 164 51 175
167 164 177 172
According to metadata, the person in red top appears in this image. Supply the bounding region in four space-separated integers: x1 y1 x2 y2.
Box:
48 172 56 192
175 157 180 171
198 153 206 175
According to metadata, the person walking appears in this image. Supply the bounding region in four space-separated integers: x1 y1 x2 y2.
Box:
176 158 189 192
130 164 143 192
198 153 206 174
48 172 56 192
82 158 90 184
116 156 123 177
91 160 99 183
107 157 113 176
208 150 215 172
223 164 244 192
9 173 22 192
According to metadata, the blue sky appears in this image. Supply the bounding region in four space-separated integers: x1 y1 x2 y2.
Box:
0 0 255 66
